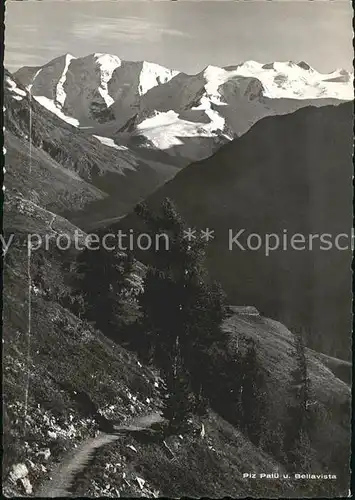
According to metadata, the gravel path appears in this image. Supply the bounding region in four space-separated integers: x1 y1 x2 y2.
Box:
36 412 165 498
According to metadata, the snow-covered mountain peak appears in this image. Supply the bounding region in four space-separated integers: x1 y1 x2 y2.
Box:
239 60 264 71
13 54 353 151
138 60 179 96
14 53 181 126
201 63 267 105
259 60 313 72
63 53 76 63
202 65 232 102
295 61 313 71
199 59 352 103
203 64 224 75
93 53 122 73
90 53 122 108
221 60 354 99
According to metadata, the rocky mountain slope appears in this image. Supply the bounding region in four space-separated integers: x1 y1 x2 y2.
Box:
15 55 353 162
119 102 353 361
3 199 350 496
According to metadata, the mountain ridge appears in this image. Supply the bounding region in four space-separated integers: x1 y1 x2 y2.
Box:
14 54 353 162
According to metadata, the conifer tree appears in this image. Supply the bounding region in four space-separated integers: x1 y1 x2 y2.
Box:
284 332 314 469
239 338 268 446
208 350 244 425
75 242 135 338
159 337 195 432
136 198 227 430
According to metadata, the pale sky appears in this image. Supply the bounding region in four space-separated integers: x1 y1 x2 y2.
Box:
4 1 354 74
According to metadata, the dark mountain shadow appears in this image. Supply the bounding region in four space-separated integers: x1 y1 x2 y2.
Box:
117 102 353 360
